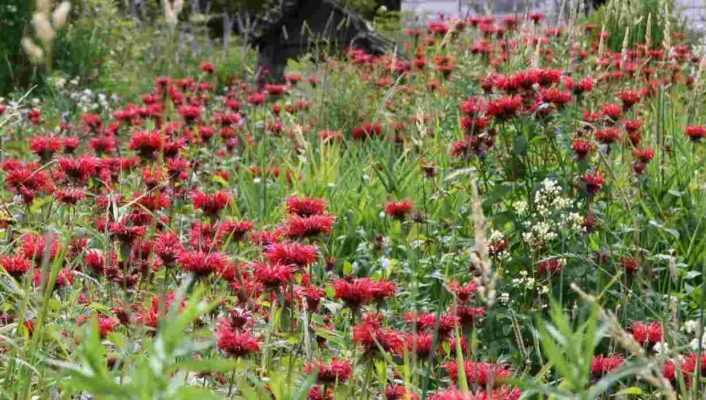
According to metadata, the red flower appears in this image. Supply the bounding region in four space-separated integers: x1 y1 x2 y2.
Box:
192 190 232 216
30 136 63 161
405 312 459 337
177 250 227 276
247 92 266 106
352 122 383 140
200 61 215 74
297 284 325 311
154 232 184 266
265 242 318 269
128 131 164 159
582 171 605 195
455 305 486 327
177 104 202 123
253 262 294 288
448 280 478 302
63 136 80 153
286 195 327 217
304 358 353 384
571 138 594 160
617 90 641 110
682 353 706 378
84 249 109 274
620 256 640 273
633 147 655 163
595 128 621 145
4 164 55 203
333 277 394 309
624 119 643 133
216 219 254 242
385 199 414 219
35 268 74 288
540 88 572 108
385 384 420 400
56 188 86 205
264 84 288 97
600 103 622 122
537 258 564 274
685 125 706 142
21 233 60 264
98 316 120 338
307 386 334 400
445 360 512 386
591 355 624 376
285 214 335 238
487 96 522 120
1 255 32 278
429 387 520 400
630 321 663 345
81 113 103 133
352 313 405 355
90 135 118 155
108 221 147 244
575 77 594 94
216 319 260 357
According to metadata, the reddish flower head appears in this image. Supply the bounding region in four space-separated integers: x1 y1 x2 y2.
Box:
385 199 414 219
685 125 706 142
286 195 327 217
630 321 663 345
582 171 605 195
216 319 260 357
304 359 353 384
1 255 32 278
285 214 335 238
265 242 318 269
192 190 232 216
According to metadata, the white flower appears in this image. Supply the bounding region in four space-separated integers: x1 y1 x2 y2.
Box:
513 200 528 215
653 341 669 354
684 320 699 334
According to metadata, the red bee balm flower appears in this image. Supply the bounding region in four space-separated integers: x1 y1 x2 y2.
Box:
591 355 624 376
177 250 227 276
304 359 353 384
285 214 335 238
216 320 260 357
571 138 593 160
582 171 605 195
384 200 414 219
265 242 318 269
191 191 232 216
445 360 512 386
1 255 32 278
128 131 164 159
286 195 327 217
685 125 706 142
253 262 294 288
630 321 663 345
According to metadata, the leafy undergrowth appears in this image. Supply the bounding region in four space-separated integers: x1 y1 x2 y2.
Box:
1 10 706 400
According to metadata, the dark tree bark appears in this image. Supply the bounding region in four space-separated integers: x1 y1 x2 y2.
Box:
249 0 398 86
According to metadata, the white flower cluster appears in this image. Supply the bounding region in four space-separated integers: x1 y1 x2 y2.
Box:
683 320 706 351
510 270 550 294
515 178 585 251
69 88 116 113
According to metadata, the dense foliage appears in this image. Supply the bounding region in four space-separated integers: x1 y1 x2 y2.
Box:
1 3 706 400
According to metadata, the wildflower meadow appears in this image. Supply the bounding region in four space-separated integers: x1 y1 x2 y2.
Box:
1 0 706 399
